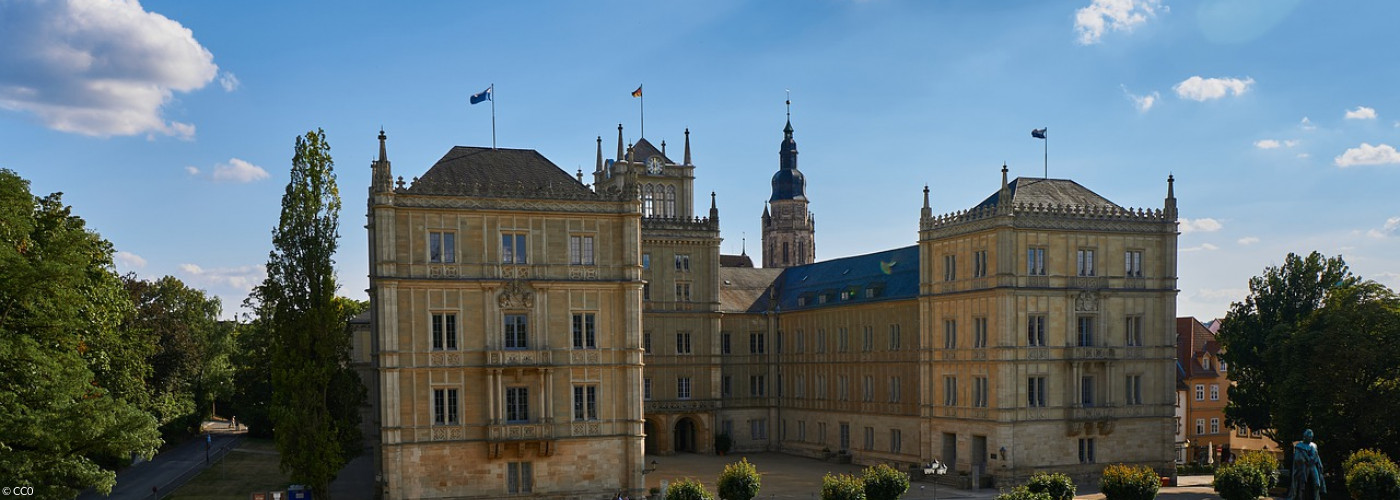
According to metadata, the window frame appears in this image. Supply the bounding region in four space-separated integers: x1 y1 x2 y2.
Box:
428 230 456 264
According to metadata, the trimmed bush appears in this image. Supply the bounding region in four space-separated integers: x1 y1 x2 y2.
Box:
1025 472 1076 500
861 463 910 500
1343 448 1396 474
995 485 1053 500
1235 450 1280 486
717 458 760 500
821 473 866 500
1099 464 1160 500
667 478 715 500
1345 454 1400 500
1213 463 1269 500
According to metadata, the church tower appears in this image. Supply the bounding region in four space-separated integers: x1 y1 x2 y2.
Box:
762 105 815 268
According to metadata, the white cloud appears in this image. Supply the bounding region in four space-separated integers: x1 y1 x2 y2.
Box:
1179 217 1223 233
1122 86 1159 112
1255 139 1298 149
115 251 147 269
178 263 266 293
1237 236 1259 245
1344 106 1377 120
1173 76 1254 101
1074 0 1163 45
1334 143 1400 167
218 72 240 92
185 166 200 176
1181 243 1221 252
1367 216 1400 238
1300 117 1317 130
0 0 218 138
1297 153 1311 159
211 158 269 182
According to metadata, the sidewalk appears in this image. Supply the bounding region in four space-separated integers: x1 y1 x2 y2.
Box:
77 421 244 500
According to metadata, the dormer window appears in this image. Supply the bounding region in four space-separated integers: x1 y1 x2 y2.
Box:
1202 356 1211 370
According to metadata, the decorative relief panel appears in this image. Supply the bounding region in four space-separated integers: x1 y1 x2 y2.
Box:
498 278 535 309
1074 291 1100 311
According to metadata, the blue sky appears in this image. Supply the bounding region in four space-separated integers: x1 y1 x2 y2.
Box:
2 0 1397 321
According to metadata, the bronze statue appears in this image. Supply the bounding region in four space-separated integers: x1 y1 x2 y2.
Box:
1290 429 1325 500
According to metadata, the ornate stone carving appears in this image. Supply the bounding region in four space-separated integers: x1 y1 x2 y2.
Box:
498 278 535 309
1075 290 1100 311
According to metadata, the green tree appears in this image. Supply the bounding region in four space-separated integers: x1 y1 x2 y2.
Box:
860 463 909 500
667 478 715 500
0 169 161 497
717 457 760 500
229 312 274 437
249 129 364 499
122 274 229 439
821 473 866 500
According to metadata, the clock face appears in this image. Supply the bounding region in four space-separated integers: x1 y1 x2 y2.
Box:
646 156 665 175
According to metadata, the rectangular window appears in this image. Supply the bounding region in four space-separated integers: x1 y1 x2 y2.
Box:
838 376 849 401
429 231 456 263
1237 427 1248 437
504 314 528 350
944 319 957 349
643 282 650 301
973 376 989 408
862 375 874 402
572 313 596 349
1027 315 1047 346
750 333 765 354
750 375 765 397
944 376 958 406
677 377 691 400
1077 249 1096 276
888 324 901 350
1125 315 1143 347
798 420 807 442
432 312 457 351
796 376 805 398
1125 250 1143 277
891 429 902 454
1195 384 1205 401
862 326 873 352
863 426 875 450
1210 384 1220 401
506 387 529 423
819 422 828 445
507 462 533 494
722 376 732 397
1125 375 1143 405
1027 247 1047 275
642 252 651 269
839 423 851 451
944 254 957 281
751 419 767 440
974 317 988 348
675 282 692 302
572 385 598 421
816 375 827 400
644 378 652 400
1210 418 1220 434
433 388 458 424
1028 376 1047 407
816 329 827 353
889 377 902 403
502 233 527 264
674 254 691 272
1080 376 1095 407
838 327 849 352
1195 418 1205 435
568 235 595 265
676 332 692 355
796 329 805 353
1077 316 1095 347
973 250 988 277
721 333 731 354
643 332 652 354
1079 438 1096 464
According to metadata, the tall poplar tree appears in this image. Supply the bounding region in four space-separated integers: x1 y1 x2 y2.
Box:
249 130 362 499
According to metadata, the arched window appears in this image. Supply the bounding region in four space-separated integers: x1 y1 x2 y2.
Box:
643 184 655 216
665 185 677 218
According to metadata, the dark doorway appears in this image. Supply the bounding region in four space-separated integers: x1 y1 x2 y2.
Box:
674 417 698 453
644 419 658 455
942 432 958 472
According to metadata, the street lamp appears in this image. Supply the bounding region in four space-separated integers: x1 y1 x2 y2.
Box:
923 460 948 499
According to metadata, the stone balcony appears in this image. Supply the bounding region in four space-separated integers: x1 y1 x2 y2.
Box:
486 349 553 367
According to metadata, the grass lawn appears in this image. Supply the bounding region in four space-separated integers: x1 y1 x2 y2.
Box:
170 439 290 500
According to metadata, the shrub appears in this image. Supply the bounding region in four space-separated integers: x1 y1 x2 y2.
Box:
715 433 733 455
1345 460 1400 500
995 485 1053 500
821 473 866 500
1099 464 1160 500
861 463 910 500
1235 450 1280 485
1025 472 1076 500
717 458 760 500
667 478 715 500
1213 463 1269 500
1343 449 1396 475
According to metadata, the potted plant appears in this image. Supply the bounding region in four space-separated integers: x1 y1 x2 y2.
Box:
715 432 732 456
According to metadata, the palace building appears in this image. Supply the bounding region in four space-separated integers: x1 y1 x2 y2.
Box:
363 114 1180 498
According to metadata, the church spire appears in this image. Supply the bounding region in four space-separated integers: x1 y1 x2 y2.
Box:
683 128 692 166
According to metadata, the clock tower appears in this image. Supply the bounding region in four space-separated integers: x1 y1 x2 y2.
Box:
762 112 816 268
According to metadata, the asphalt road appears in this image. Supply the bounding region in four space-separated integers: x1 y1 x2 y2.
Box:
77 425 242 500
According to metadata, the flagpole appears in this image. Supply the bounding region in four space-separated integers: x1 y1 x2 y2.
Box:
1043 127 1048 178
490 83 496 149
639 84 645 139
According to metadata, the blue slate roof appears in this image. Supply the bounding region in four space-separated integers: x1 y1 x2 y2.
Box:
761 245 921 311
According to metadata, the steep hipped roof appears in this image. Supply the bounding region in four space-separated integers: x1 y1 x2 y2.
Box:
759 245 920 311
720 254 755 268
405 146 597 198
631 138 672 165
974 177 1121 210
719 267 784 313
1176 316 1222 379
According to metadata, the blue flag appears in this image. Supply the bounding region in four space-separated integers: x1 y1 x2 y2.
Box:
471 86 492 105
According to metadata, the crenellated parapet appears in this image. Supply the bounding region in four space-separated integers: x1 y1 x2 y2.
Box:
642 214 719 231
920 201 1176 238
397 178 635 203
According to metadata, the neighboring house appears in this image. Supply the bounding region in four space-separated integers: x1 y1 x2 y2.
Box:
1176 317 1275 465
361 117 1182 498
